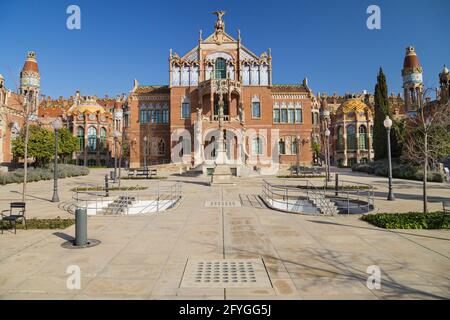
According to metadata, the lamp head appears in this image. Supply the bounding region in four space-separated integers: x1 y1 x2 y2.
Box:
383 116 393 129
52 118 63 130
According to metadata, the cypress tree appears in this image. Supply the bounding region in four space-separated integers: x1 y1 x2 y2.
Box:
373 68 390 160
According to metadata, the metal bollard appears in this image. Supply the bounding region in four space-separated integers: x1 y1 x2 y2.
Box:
105 174 109 197
75 208 88 246
335 173 339 197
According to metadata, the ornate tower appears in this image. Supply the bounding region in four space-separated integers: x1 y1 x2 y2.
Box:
20 51 40 111
402 46 423 113
439 65 450 103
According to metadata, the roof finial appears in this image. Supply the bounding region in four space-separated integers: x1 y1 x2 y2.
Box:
199 29 203 42
212 11 226 32
237 29 241 42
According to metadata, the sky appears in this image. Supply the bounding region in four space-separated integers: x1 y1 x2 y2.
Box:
1 0 449 98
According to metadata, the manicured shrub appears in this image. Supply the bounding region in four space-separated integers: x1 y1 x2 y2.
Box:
361 212 449 229
352 160 445 183
0 165 89 185
1 217 75 230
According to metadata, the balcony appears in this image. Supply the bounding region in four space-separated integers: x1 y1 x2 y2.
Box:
199 79 242 97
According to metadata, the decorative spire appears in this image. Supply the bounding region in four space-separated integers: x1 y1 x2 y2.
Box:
237 29 241 42
199 29 203 42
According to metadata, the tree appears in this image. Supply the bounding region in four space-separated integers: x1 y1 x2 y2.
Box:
12 125 54 167
58 127 79 163
373 68 391 160
401 88 450 213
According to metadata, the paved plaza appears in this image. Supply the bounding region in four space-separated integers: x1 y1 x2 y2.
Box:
0 168 449 299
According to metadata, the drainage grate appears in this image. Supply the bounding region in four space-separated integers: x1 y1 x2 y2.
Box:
180 259 272 288
204 201 241 208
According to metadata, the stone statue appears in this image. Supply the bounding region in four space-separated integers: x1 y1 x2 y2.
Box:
196 107 202 121
213 11 226 32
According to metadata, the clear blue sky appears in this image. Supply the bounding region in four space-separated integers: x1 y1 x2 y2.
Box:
1 0 449 98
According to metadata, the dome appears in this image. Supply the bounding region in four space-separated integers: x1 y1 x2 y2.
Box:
69 96 107 115
403 46 421 71
22 51 39 73
338 99 370 114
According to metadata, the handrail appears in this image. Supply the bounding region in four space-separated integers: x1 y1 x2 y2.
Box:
71 181 182 215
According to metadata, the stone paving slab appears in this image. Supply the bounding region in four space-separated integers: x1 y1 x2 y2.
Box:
0 169 450 299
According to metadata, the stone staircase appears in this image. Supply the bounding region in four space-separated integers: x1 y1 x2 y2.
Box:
306 192 339 216
99 196 136 215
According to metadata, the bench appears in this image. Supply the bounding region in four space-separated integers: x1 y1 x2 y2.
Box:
1 202 27 234
128 168 158 178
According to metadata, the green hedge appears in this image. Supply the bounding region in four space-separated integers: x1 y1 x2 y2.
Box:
361 212 449 229
0 165 89 185
1 218 75 230
352 160 445 183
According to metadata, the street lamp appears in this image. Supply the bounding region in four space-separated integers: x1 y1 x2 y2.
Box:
113 130 120 182
143 136 148 171
324 128 331 182
383 116 395 201
296 135 301 175
51 118 63 202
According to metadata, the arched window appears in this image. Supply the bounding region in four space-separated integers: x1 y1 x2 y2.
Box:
292 138 299 155
87 127 97 151
100 127 107 149
347 125 356 150
77 127 85 150
252 136 263 155
359 125 368 150
158 139 165 155
279 138 286 155
337 127 344 151
215 58 227 79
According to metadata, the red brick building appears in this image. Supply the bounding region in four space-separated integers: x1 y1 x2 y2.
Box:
125 12 317 171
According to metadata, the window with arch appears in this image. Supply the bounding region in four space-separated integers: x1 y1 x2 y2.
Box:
252 96 261 118
347 125 356 150
158 139 165 156
181 96 190 119
337 126 344 151
215 58 227 79
292 138 299 155
87 126 97 151
100 127 107 149
77 127 85 150
359 125 368 150
279 138 286 155
252 136 264 155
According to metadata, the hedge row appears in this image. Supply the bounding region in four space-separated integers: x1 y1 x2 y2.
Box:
352 160 445 183
1 218 75 230
0 165 89 185
361 212 448 229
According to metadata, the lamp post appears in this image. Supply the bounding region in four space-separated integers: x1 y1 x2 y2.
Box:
383 116 395 201
325 128 331 183
113 130 120 183
143 136 148 170
51 118 63 202
296 135 300 175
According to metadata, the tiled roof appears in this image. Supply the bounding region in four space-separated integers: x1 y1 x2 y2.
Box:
271 84 308 93
135 85 170 94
